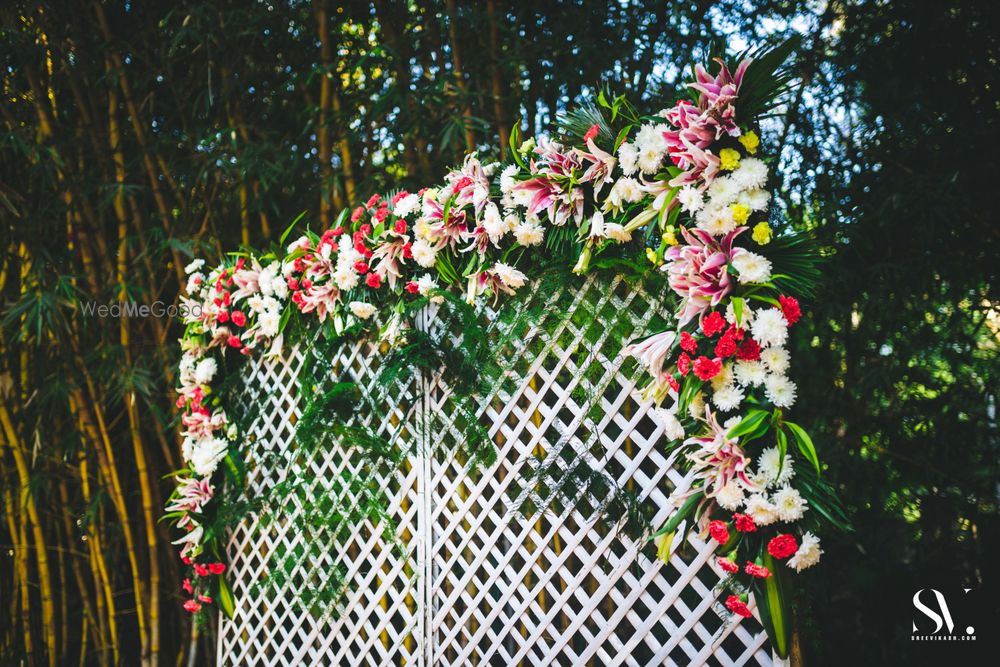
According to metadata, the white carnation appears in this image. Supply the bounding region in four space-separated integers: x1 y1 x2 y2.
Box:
494 262 527 289
500 164 520 194
751 308 789 348
772 485 807 522
392 193 420 219
731 250 773 284
410 239 438 268
482 203 507 244
189 437 228 477
787 532 822 572
349 301 377 320
258 309 280 337
696 205 737 236
651 407 685 441
194 357 217 385
706 175 739 207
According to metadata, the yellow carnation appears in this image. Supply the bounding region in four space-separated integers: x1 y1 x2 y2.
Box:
752 221 773 245
738 130 760 154
730 203 751 225
719 148 740 171
661 225 678 246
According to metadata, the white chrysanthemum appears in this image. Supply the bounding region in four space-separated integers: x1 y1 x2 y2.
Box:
189 437 228 477
259 263 278 296
500 164 520 193
606 177 644 209
744 494 779 526
734 360 767 387
513 220 544 246
413 217 434 240
349 301 377 320
652 407 685 441
772 485 807 522
494 262 527 289
258 309 280 337
738 188 771 212
677 186 703 213
261 296 280 313
319 241 333 260
634 123 668 154
716 481 746 511
179 352 197 376
286 235 310 254
710 362 734 392
185 273 204 296
765 375 797 408
333 267 359 291
751 308 789 348
760 346 790 374
247 294 265 314
415 274 443 303
185 258 205 274
194 357 217 385
271 277 289 300
787 532 822 572
512 186 534 207
604 223 632 242
411 239 438 268
482 203 507 244
617 142 639 176
712 384 745 412
723 415 743 432
688 392 706 420
637 146 663 175
696 205 736 236
706 175 740 207
757 446 795 487
393 193 420 219
731 157 768 190
731 251 773 284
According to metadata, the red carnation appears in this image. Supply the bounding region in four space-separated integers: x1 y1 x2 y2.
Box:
725 324 744 341
287 277 299 290
359 223 372 236
331 225 344 237
183 599 202 614
724 595 752 618
365 194 381 209
394 219 407 234
351 206 364 222
181 556 192 565
231 310 246 327
391 190 409 205
717 557 739 574
745 562 771 579
366 273 382 289
734 513 757 533
193 564 210 577
680 331 697 353
583 123 600 142
736 338 761 361
301 278 313 291
666 375 680 392
677 352 691 376
353 261 369 274
708 520 730 544
692 356 722 381
402 242 413 259
197 594 213 604
182 578 193 594
373 206 388 224
404 281 420 294
715 334 737 358
701 311 726 337
779 295 801 325
768 534 798 559
217 310 230 324
208 562 226 575
226 335 242 349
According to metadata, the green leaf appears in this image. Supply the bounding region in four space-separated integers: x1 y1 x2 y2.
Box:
785 421 820 476
754 553 791 658
217 574 236 618
650 491 702 539
279 211 308 245
775 428 788 478
731 297 745 327
726 409 769 439
613 125 633 152
223 450 247 488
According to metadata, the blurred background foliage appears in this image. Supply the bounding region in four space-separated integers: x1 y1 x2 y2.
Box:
0 0 996 665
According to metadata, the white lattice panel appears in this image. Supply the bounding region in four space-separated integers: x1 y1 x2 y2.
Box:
219 277 772 666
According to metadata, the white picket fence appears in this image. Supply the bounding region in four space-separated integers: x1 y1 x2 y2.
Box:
218 275 771 666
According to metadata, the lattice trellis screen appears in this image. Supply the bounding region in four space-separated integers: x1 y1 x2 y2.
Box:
219 275 772 667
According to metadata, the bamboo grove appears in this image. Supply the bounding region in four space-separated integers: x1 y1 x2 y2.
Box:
2 1 998 666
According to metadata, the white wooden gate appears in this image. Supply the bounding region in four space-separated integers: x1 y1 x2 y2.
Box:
218 276 772 666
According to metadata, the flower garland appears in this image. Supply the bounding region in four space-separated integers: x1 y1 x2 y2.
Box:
165 44 845 657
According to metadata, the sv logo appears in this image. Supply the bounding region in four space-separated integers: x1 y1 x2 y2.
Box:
912 588 975 637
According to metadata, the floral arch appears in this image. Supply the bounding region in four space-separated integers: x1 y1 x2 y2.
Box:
165 41 847 664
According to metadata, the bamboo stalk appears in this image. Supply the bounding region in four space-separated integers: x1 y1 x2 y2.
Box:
485 0 510 158
80 453 119 666
314 0 334 226
444 0 476 152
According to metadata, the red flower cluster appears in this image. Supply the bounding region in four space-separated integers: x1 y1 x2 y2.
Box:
725 594 752 618
734 513 757 533
708 520 730 544
779 295 801 325
767 534 798 559
693 356 722 381
744 562 771 579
